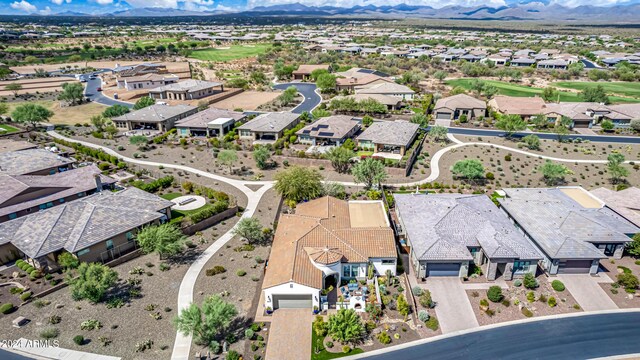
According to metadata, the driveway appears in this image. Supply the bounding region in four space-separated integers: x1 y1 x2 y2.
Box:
557 274 617 311
425 278 479 334
84 76 133 108
265 309 313 360
273 82 321 114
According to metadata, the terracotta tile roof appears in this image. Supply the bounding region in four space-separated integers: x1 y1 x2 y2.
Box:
262 197 396 290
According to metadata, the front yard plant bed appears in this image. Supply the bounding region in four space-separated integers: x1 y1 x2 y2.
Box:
600 257 640 308
311 328 364 360
0 264 64 302
466 275 582 326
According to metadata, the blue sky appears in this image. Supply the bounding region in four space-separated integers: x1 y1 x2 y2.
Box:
4 0 638 15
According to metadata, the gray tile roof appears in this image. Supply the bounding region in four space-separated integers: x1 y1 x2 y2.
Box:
0 149 75 176
356 120 419 147
237 112 300 133
148 79 222 94
175 107 245 129
0 165 115 218
590 187 640 228
113 104 197 123
394 193 541 261
499 188 639 260
0 139 37 154
296 115 360 140
0 187 173 258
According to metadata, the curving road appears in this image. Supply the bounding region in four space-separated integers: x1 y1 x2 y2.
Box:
347 310 640 360
273 82 321 114
84 74 134 108
447 127 640 144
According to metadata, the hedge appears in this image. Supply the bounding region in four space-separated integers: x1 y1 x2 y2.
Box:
188 200 229 223
20 291 32 301
132 176 174 193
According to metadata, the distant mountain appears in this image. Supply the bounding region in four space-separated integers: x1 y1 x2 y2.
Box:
53 11 91 16
108 7 210 17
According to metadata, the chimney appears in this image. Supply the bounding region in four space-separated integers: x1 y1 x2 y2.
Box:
95 175 103 193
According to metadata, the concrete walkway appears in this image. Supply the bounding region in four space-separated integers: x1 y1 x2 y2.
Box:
265 309 313 360
7 338 120 359
424 278 479 334
557 274 618 311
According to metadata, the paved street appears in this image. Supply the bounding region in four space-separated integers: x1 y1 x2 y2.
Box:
265 309 312 360
557 274 618 311
84 76 133 108
273 82 321 114
352 311 640 360
446 127 640 144
425 278 479 333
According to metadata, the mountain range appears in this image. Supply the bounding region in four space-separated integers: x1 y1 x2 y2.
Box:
41 3 640 22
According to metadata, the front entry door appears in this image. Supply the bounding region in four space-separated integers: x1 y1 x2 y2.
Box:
604 244 616 257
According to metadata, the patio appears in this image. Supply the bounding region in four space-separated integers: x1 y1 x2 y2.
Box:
372 152 402 160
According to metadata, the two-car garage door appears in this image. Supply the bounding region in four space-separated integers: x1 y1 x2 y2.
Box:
272 294 312 309
558 260 592 274
427 263 461 277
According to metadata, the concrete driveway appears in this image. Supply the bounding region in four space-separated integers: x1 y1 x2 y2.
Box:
426 278 479 334
557 274 618 311
265 309 313 360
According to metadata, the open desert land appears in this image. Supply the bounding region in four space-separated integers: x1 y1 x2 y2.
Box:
6 100 106 125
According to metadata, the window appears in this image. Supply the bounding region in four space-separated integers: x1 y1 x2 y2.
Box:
106 240 114 250
342 264 361 278
46 202 54 208
38 204 47 210
381 259 395 264
77 192 85 198
513 261 531 274
77 249 90 256
8 213 17 220
59 198 65 204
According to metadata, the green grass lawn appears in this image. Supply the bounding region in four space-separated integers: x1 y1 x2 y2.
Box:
446 79 640 104
554 81 640 99
310 330 363 360
160 192 212 224
188 44 270 62
357 151 374 157
0 124 20 134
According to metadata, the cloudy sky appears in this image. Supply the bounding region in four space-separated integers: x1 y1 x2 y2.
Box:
3 0 637 15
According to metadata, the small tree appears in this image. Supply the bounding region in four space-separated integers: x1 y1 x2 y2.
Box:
626 233 640 257
487 286 503 302
5 83 22 97
102 104 130 118
541 87 559 102
173 295 238 351
136 223 186 259
351 158 387 189
428 125 449 143
57 251 79 271
522 134 540 150
325 146 355 174
217 149 238 173
580 85 610 104
327 309 365 344
410 113 428 128
91 115 107 131
433 70 447 82
133 96 155 110
538 160 571 185
607 152 629 184
12 103 53 129
631 119 640 132
274 166 323 206
232 218 264 244
495 114 527 137
253 146 271 170
0 102 8 117
66 263 118 303
58 82 84 105
316 73 337 93
397 294 410 321
451 159 484 183
601 120 615 131
523 273 538 289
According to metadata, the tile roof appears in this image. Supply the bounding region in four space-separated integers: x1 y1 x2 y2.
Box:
0 187 173 258
175 107 245 128
499 188 639 260
148 79 222 94
0 139 37 154
591 187 640 228
434 94 486 111
0 149 75 176
356 120 419 147
488 96 546 116
237 112 300 133
0 165 115 218
355 82 415 95
296 115 360 140
394 193 541 261
262 197 396 290
113 104 197 123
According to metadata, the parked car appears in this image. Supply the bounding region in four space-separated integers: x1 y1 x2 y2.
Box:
97 87 102 92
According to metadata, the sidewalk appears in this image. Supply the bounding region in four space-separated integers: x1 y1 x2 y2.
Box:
8 338 120 360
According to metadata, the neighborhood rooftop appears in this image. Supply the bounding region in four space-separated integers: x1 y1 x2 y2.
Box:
590 187 640 228
237 112 300 133
356 120 420 147
148 79 222 93
499 188 639 260
0 149 75 176
175 107 245 128
113 104 197 123
296 115 360 140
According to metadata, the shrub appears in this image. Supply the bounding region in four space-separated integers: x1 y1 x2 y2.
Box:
236 270 247 277
226 350 241 360
412 286 423 296
551 280 565 292
526 291 535 302
80 319 102 331
479 298 489 309
40 327 60 339
513 279 522 287
73 335 84 345
20 291 32 301
30 269 41 278
419 290 435 308
523 273 538 289
501 299 511 307
9 287 23 294
485 309 495 317
487 286 503 302
377 332 391 344
49 314 61 324
548 296 557 307
325 341 334 349
205 266 226 276
0 303 15 314
418 310 430 322
245 329 254 340
425 316 439 331
521 307 533 317
617 273 639 291
342 345 351 353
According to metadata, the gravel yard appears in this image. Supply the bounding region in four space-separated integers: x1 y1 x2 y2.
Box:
599 257 640 309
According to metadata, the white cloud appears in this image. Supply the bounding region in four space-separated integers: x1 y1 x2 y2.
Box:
10 0 37 13
124 0 179 7
51 0 72 5
245 0 507 9
40 6 53 14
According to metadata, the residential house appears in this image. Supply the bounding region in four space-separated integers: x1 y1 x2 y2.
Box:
355 82 415 101
292 64 331 80
237 112 301 143
488 96 546 120
590 187 640 228
0 139 37 154
509 58 536 67
335 68 392 92
0 187 173 269
175 108 246 138
296 115 360 146
499 187 639 275
148 80 224 101
262 196 396 311
0 165 115 224
116 73 179 91
332 94 403 111
112 63 167 77
537 59 568 70
0 149 75 176
112 104 198 132
542 102 599 128
356 120 420 157
393 194 542 280
433 94 487 121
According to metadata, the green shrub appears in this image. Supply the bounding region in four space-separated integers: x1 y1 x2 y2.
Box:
236 270 246 277
425 316 439 331
377 332 391 344
20 291 32 301
30 270 41 278
521 307 533 317
487 286 503 302
80 319 102 330
342 345 351 353
418 310 430 322
617 273 639 291
548 296 557 307
526 291 535 302
205 266 226 276
523 273 538 289
551 280 565 292
73 335 84 345
501 299 511 307
412 286 423 296
9 287 23 294
40 327 60 339
479 298 489 309
49 315 61 324
513 279 522 287
0 303 15 314
419 290 435 308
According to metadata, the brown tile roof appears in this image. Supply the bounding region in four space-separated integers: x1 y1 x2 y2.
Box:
262 197 395 290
